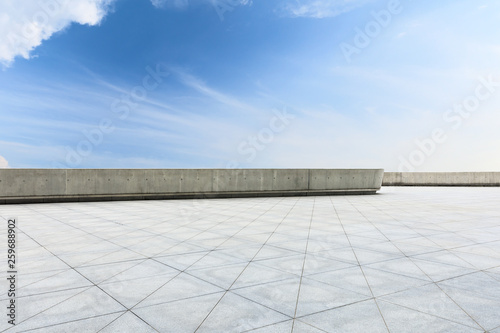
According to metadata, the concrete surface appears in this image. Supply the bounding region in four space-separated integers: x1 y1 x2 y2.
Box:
0 169 384 204
1 187 500 332
383 172 500 186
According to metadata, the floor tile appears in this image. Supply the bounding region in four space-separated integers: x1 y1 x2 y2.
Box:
378 300 483 333
155 251 209 271
298 299 388 332
10 286 125 331
187 262 248 289
136 272 224 308
197 292 290 332
233 277 301 317
438 273 500 330
362 267 430 297
99 271 180 308
290 320 326 332
231 262 298 289
133 292 224 332
100 311 158 332
410 258 476 282
254 255 305 276
19 268 93 297
23 313 122 333
75 260 144 284
306 266 372 297
379 283 481 328
0 288 88 332
365 257 432 281
246 320 293 332
296 277 372 317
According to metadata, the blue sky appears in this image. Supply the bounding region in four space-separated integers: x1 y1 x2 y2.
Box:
1 0 500 171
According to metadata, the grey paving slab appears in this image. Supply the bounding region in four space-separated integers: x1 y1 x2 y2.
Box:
24 313 119 333
413 250 478 269
298 299 388 333
185 250 248 271
155 252 209 271
197 292 290 333
246 320 293 332
132 292 224 332
99 271 179 308
1 187 500 331
364 257 432 281
312 247 359 265
306 266 372 297
231 262 298 289
1 269 66 300
305 237 351 253
16 268 93 297
302 253 355 276
103 258 179 283
252 245 299 261
484 267 500 282
213 245 262 261
361 266 431 297
0 288 88 331
295 277 372 317
78 247 147 266
438 273 500 331
75 260 145 285
19 255 71 274
290 320 326 332
379 283 480 328
378 301 483 333
100 311 158 333
448 250 500 270
7 286 125 331
410 257 476 282
387 240 441 256
136 272 224 308
255 254 306 276
25 313 122 333
186 262 248 290
232 277 302 317
351 248 405 265
267 240 308 253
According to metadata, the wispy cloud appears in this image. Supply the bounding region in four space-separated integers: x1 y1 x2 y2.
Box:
0 0 115 68
279 0 373 18
173 69 265 116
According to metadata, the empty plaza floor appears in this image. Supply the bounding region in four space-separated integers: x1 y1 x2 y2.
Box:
1 187 500 332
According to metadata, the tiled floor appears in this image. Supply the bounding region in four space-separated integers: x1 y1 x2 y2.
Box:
1 187 500 332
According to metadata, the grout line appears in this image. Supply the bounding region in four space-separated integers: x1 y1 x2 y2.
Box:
329 195 391 333
193 197 303 332
291 197 315 333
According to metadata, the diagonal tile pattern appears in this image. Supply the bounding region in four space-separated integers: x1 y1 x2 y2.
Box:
0 187 499 332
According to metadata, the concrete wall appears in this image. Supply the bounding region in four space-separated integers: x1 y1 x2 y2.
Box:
0 169 384 204
383 172 500 186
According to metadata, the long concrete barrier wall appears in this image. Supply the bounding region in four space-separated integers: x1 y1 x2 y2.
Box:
0 169 384 204
383 172 500 186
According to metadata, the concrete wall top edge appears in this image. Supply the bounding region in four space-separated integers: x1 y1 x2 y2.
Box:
0 168 385 171
384 171 500 174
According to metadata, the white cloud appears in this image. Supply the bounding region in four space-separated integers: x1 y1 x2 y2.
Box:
280 0 372 18
0 0 114 67
0 155 9 168
151 0 189 9
150 0 252 11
